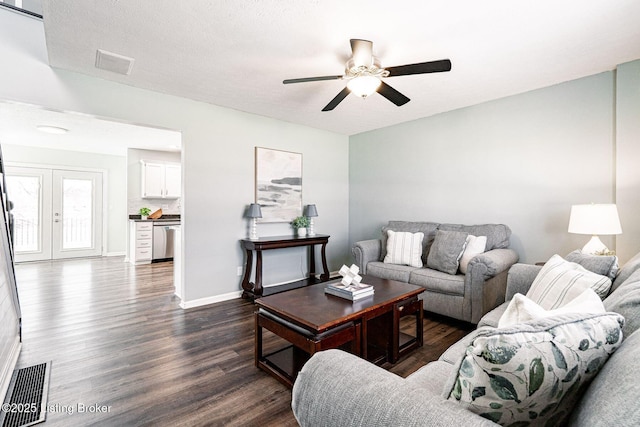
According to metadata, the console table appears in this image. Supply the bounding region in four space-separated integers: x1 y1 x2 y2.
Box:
240 234 330 299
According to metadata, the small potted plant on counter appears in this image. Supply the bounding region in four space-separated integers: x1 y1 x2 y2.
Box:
139 207 151 220
291 216 310 236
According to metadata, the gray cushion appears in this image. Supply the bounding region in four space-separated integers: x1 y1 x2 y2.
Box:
366 261 418 282
565 249 619 280
476 301 508 328
438 223 511 251
604 268 640 338
569 329 640 426
426 230 469 275
405 361 453 393
611 251 640 293
409 268 465 296
381 221 439 263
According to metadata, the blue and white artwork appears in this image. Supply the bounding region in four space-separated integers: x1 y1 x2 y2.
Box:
255 147 302 222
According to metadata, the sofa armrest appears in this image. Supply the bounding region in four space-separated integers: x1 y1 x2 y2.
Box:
351 239 381 274
505 263 543 300
466 248 519 323
468 248 520 279
292 350 497 427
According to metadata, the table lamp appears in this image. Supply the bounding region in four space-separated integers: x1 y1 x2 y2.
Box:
568 204 622 254
305 204 318 236
247 203 262 240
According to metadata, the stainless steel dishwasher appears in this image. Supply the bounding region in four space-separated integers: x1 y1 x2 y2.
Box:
152 221 180 261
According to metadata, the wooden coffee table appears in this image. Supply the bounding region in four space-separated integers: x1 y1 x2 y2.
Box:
254 276 424 387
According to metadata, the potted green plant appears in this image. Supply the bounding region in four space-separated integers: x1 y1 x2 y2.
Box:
291 216 310 236
139 207 151 220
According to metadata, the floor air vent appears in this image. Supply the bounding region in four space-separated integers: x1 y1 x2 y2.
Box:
1 362 51 427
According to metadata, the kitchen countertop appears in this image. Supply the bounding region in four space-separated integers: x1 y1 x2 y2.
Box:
129 215 181 222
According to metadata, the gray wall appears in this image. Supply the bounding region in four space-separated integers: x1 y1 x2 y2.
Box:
0 11 350 305
616 60 640 263
1 144 127 255
350 71 629 264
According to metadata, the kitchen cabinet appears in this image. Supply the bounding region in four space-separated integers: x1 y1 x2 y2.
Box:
141 160 181 199
129 221 153 264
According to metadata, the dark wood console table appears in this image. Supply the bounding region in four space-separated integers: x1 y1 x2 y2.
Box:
240 234 330 299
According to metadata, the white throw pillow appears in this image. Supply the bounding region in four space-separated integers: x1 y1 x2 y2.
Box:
458 235 487 274
383 230 424 268
498 289 605 328
526 254 612 310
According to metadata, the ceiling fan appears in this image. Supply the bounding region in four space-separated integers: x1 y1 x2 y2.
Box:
283 39 452 111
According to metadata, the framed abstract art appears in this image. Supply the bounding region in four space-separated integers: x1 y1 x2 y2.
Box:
255 147 302 223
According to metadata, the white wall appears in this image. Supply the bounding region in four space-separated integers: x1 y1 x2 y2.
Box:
350 72 622 264
0 11 350 305
2 144 127 255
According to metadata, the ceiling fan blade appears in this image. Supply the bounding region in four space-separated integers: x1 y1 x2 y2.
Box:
377 81 410 106
322 87 351 111
283 75 343 84
385 59 452 77
350 39 373 67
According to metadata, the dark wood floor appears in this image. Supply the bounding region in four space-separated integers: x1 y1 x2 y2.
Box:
13 257 473 427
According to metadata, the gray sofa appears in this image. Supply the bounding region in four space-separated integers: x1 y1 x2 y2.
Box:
353 221 519 323
292 252 640 427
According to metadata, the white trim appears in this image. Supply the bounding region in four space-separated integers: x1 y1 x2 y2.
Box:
177 273 340 309
106 251 126 257
178 290 242 309
0 337 21 404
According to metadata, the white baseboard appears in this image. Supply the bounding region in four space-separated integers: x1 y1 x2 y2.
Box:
106 251 126 257
176 273 341 310
0 336 21 403
178 290 242 309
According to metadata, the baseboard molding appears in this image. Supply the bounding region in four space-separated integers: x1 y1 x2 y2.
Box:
0 337 21 403
106 251 126 257
178 290 242 309
177 272 342 310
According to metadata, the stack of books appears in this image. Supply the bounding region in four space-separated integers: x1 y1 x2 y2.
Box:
324 281 374 301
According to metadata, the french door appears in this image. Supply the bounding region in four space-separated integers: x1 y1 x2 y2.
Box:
5 166 103 262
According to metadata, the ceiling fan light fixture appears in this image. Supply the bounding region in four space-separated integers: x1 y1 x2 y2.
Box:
347 75 382 98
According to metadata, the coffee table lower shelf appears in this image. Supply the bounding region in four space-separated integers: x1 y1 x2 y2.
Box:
258 345 308 387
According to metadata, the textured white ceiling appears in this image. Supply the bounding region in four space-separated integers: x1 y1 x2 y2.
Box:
37 0 640 136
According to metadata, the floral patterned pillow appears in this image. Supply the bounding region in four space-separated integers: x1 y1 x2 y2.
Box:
444 312 624 426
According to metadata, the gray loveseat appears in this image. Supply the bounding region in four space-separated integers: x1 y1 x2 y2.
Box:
292 251 640 427
353 221 519 323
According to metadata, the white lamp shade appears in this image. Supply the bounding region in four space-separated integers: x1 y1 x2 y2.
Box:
568 204 622 235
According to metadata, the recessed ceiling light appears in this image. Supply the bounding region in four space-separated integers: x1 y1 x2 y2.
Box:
36 125 69 134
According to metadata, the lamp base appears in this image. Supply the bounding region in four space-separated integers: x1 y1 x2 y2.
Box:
581 235 608 255
249 218 259 240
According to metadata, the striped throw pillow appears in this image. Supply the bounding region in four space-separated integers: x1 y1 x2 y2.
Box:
526 254 612 309
383 230 424 268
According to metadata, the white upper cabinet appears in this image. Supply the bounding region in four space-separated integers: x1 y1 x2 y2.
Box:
141 160 181 199
163 163 181 198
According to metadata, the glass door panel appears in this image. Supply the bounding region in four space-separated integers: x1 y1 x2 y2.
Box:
52 170 102 259
5 167 52 262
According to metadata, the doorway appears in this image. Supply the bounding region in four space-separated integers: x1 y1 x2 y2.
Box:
5 166 103 262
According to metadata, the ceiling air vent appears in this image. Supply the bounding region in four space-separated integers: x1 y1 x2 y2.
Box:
95 49 135 75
